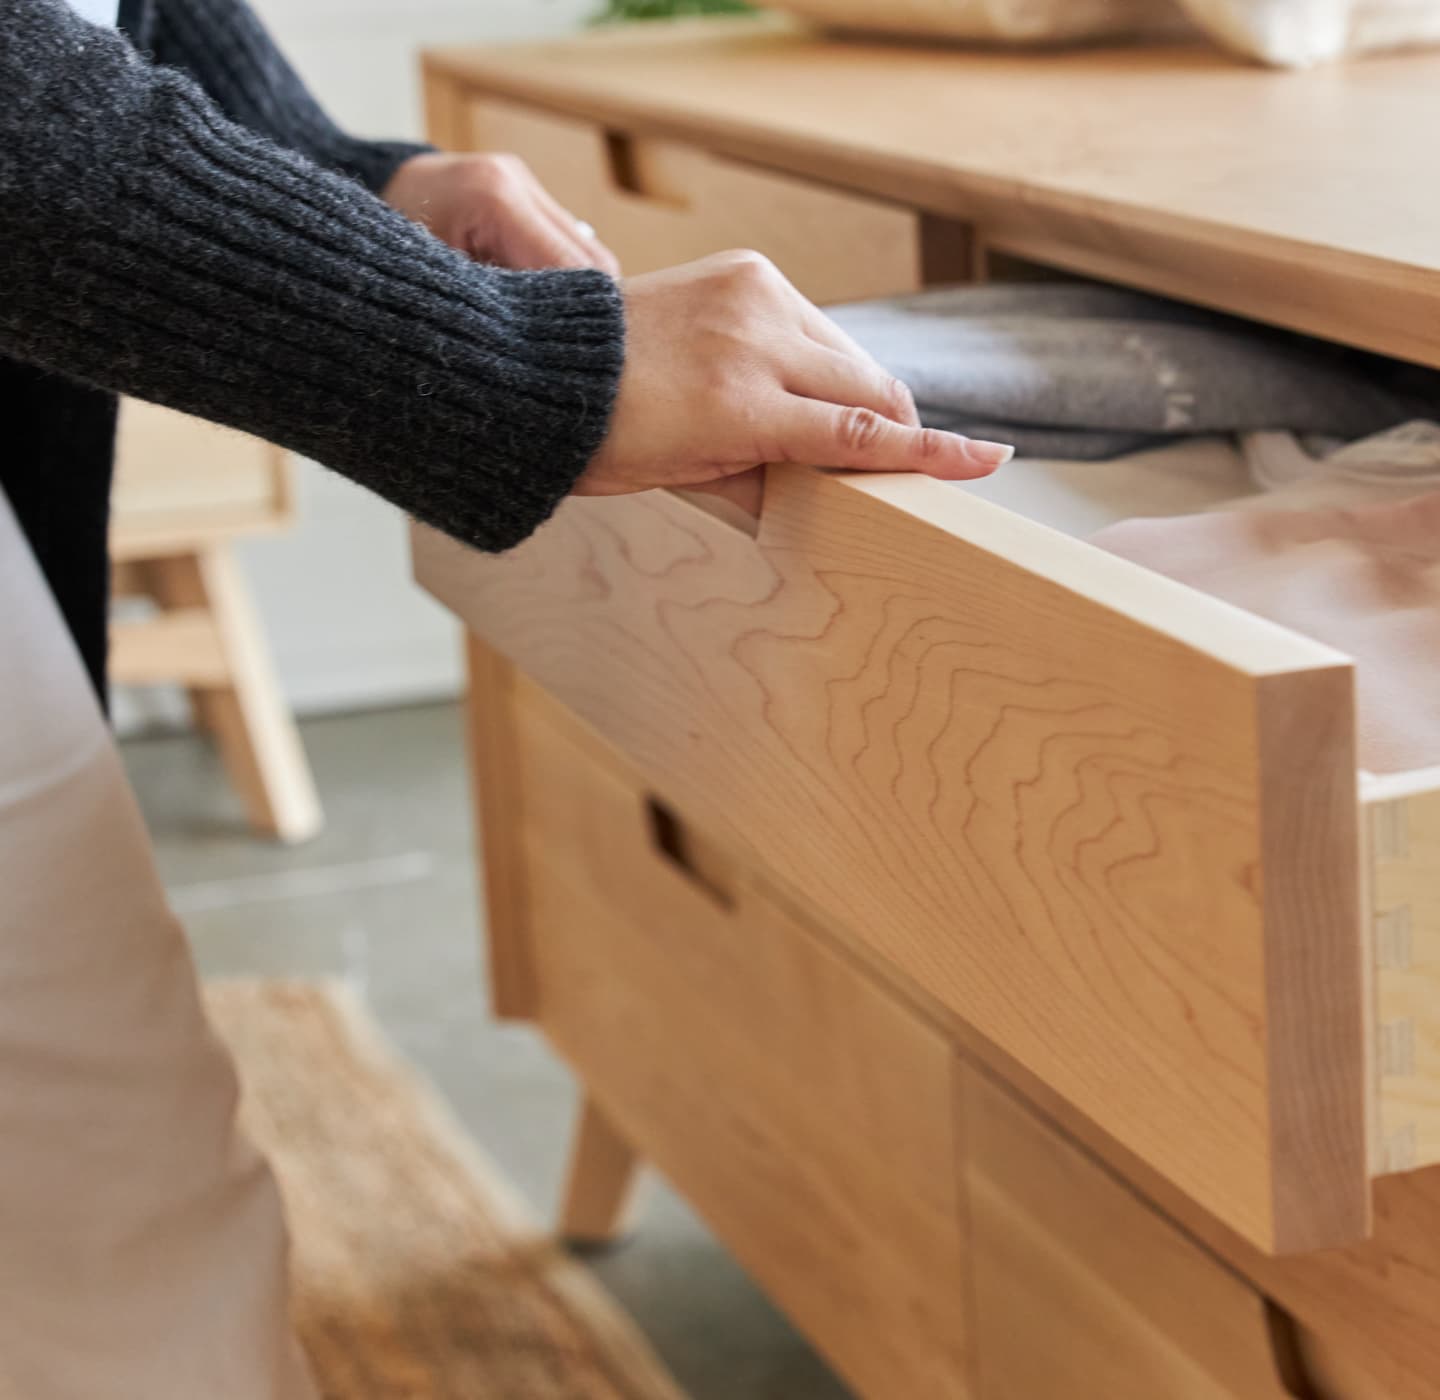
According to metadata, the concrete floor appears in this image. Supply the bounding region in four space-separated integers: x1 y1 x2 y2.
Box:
121 701 851 1400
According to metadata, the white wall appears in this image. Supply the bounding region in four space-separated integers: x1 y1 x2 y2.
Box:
119 0 595 731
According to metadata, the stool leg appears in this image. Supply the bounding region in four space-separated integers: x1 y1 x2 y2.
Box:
560 1095 643 1249
149 547 322 844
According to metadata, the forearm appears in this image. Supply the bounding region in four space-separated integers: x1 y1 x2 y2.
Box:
0 0 624 553
148 0 428 193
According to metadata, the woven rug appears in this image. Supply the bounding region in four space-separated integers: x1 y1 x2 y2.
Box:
204 979 685 1400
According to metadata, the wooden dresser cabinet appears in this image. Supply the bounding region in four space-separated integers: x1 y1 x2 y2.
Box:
416 19 1440 1397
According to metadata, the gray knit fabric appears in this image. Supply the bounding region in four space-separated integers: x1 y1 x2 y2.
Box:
829 283 1440 460
0 0 626 554
143 0 429 194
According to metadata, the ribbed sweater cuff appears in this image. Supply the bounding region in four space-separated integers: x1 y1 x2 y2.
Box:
0 13 627 555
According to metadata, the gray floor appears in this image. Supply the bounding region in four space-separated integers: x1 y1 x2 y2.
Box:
121 701 850 1400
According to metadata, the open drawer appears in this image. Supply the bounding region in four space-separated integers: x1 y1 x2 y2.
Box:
416 465 1440 1257
464 96 948 303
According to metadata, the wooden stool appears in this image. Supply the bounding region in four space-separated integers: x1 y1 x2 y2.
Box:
110 401 322 844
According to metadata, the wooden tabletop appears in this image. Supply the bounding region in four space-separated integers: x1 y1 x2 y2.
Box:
427 17 1440 368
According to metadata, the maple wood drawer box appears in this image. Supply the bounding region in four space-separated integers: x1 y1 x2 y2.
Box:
507 675 971 1400
458 95 940 305
415 465 1440 1261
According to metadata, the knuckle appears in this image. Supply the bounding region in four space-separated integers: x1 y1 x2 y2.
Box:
479 153 525 187
836 406 887 454
719 248 777 282
884 374 916 420
915 428 947 460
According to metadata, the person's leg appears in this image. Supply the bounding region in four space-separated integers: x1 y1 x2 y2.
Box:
0 489 317 1400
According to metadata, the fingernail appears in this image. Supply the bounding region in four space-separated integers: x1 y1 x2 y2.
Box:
964 439 1015 467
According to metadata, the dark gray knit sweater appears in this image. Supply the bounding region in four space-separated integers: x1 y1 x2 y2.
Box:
1 0 626 691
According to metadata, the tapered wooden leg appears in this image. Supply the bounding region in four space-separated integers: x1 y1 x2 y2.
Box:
561 1095 643 1248
465 634 537 1019
147 547 322 844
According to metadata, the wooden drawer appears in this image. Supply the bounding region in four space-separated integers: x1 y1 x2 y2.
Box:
508 676 971 1399
963 1070 1299 1400
416 461 1440 1258
465 96 944 303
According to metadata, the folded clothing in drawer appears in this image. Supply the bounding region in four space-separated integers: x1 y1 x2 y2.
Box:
1094 489 1440 774
828 283 1440 460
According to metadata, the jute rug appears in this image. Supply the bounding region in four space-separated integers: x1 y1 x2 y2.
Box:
204 979 685 1400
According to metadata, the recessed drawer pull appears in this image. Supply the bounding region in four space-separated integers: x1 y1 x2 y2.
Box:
602 130 691 209
645 796 735 910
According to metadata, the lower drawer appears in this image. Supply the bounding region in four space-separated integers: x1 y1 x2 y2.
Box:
466 96 940 303
964 1070 1298 1400
510 679 971 1400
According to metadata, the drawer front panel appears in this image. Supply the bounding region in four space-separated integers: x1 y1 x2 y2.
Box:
466 96 928 303
512 683 971 1399
417 467 1367 1255
964 1071 1297 1400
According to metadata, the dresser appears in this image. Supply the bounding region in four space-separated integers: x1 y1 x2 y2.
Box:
415 19 1440 1397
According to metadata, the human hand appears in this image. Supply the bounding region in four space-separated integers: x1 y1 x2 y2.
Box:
579 251 1013 498
382 151 620 273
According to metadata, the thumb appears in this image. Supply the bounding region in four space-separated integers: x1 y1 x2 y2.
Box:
775 400 1013 480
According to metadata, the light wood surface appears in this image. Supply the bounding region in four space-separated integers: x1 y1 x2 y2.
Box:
467 96 930 303
426 18 1440 367
108 607 229 688
147 550 320 844
1364 782 1440 1175
513 680 971 1398
111 399 318 841
964 1069 1297 1400
415 462 1365 1256
463 637 537 1019
559 1096 642 1247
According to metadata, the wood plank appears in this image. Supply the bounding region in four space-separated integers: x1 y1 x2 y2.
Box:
426 22 1440 365
463 636 536 1019
108 608 227 687
514 693 971 1399
964 1069 1296 1400
415 466 1366 1255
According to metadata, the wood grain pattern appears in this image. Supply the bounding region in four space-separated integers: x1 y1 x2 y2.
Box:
415 466 1365 1255
964 1069 1297 1400
465 95 928 304
463 635 537 1020
513 682 971 1398
426 20 1440 365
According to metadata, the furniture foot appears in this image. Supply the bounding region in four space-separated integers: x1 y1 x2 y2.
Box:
561 1096 642 1249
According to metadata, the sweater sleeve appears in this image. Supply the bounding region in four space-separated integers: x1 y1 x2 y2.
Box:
0 0 625 554
147 0 429 194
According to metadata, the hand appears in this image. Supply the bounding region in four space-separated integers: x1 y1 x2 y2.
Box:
579 251 1013 498
382 151 620 273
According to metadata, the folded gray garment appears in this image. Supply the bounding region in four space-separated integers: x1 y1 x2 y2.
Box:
827 283 1440 459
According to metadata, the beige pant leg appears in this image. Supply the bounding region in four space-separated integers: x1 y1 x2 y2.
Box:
0 491 317 1400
